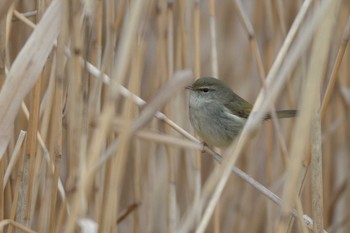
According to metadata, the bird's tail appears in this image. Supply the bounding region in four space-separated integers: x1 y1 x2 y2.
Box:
265 110 297 119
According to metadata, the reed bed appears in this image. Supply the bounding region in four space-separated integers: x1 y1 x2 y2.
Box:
0 0 349 233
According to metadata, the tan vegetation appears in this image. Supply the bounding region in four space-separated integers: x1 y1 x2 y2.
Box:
0 0 349 232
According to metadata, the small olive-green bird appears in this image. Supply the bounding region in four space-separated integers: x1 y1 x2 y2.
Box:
186 77 297 148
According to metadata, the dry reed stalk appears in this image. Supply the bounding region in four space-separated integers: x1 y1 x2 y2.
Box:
47 52 64 233
0 156 3 220
24 71 43 227
130 39 144 233
193 0 200 78
311 104 323 233
166 3 176 232
264 1 285 180
65 0 84 192
233 0 265 83
106 71 134 233
3 131 26 190
0 11 5 87
48 152 61 233
177 0 188 68
208 0 220 231
173 4 194 229
192 0 202 228
8 134 26 233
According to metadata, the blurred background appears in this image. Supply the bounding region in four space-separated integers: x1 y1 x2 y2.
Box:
0 0 349 232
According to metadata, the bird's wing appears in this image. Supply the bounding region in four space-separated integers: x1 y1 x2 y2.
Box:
224 93 253 119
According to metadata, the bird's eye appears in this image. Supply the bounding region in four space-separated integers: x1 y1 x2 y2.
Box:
202 88 209 93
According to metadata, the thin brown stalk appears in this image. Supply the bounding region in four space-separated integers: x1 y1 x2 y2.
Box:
24 72 43 225
48 76 63 233
54 199 67 233
8 136 26 233
116 203 141 224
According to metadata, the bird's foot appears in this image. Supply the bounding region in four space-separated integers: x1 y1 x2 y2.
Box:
201 142 208 153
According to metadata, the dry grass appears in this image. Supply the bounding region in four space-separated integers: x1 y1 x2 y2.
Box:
0 0 349 233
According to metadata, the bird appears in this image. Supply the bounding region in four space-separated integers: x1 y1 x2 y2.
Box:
186 77 297 148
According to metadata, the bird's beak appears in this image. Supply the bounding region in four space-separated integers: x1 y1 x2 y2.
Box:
185 85 193 90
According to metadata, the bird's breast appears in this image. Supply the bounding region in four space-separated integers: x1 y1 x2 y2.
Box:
189 99 246 148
